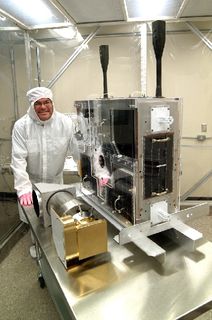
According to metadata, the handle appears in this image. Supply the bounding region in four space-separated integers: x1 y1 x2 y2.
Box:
152 137 170 143
114 195 124 213
152 190 168 196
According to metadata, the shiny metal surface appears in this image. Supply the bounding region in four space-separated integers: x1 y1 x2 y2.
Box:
32 182 76 227
51 206 107 268
24 206 212 320
47 190 88 217
81 189 209 262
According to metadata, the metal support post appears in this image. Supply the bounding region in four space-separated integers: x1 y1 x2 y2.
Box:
140 23 147 96
24 31 33 89
35 46 42 87
10 47 19 120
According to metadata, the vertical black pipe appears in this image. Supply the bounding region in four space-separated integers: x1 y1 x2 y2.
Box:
99 45 109 98
152 20 166 97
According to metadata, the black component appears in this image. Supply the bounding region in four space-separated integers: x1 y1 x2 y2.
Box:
99 45 109 98
99 155 105 168
107 167 134 223
101 142 118 175
38 273 45 289
110 109 136 158
114 167 133 194
186 197 212 200
152 20 166 97
107 188 133 223
32 190 40 217
144 133 173 198
81 154 97 193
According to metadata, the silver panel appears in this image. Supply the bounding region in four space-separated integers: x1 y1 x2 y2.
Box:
181 0 212 17
0 0 67 29
56 0 125 23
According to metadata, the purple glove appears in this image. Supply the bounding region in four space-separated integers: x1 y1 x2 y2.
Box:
99 177 109 186
19 192 33 206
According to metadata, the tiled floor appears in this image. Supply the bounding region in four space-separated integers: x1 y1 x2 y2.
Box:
0 197 20 245
0 229 60 320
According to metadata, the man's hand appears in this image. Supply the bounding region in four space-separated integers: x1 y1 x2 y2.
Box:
99 177 109 186
19 192 33 206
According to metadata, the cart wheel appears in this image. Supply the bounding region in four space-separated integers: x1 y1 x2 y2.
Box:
38 273 46 289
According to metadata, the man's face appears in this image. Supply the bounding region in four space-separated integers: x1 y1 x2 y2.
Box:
34 98 53 121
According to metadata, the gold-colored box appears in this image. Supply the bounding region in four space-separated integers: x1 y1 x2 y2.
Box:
51 209 107 269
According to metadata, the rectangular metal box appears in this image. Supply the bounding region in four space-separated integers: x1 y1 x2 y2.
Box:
74 97 181 228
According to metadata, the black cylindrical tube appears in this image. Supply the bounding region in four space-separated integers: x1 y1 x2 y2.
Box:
99 45 109 98
152 20 166 97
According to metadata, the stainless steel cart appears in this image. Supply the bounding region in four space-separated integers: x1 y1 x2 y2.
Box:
23 206 212 320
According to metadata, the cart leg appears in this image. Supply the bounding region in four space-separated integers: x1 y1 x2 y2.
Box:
38 272 46 289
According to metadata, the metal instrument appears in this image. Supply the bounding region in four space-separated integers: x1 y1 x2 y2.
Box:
32 183 107 268
72 21 209 263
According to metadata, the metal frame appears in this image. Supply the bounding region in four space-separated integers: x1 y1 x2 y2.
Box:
180 21 212 199
140 23 147 96
47 26 100 88
24 31 33 89
0 7 73 31
181 169 212 201
10 47 19 120
1 1 212 30
176 0 191 19
35 46 42 86
0 8 28 30
186 21 212 51
75 97 210 263
22 26 100 90
49 0 77 25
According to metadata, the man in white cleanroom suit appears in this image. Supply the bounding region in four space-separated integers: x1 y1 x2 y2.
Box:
11 86 79 223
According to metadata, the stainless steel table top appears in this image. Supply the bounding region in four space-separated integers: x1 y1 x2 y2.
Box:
24 207 212 320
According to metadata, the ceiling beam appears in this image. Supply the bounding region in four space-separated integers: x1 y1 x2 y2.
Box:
47 26 100 88
176 0 190 19
186 21 212 50
0 8 28 30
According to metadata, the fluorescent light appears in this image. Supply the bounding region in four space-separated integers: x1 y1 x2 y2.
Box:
125 0 183 21
0 0 68 28
134 0 167 17
53 26 77 39
10 0 53 23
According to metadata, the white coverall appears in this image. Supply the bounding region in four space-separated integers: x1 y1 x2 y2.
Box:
11 88 79 221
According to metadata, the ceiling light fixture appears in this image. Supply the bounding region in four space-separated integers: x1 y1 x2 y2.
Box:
11 0 53 22
125 0 180 21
